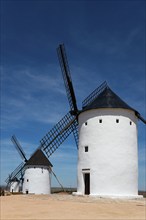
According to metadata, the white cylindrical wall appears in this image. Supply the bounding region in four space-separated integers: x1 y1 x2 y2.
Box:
10 181 20 193
22 166 51 194
76 108 138 197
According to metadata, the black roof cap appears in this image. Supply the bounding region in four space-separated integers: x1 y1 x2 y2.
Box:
82 86 137 113
25 149 53 167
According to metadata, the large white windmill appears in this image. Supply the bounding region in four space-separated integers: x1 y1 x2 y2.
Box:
6 44 145 198
74 86 144 198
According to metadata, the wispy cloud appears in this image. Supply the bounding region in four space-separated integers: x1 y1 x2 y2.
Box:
1 64 65 96
1 65 69 130
0 137 38 168
75 26 143 57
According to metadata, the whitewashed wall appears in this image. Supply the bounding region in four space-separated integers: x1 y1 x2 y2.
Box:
23 166 51 194
75 108 139 197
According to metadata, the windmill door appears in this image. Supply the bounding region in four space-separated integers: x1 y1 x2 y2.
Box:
84 173 90 195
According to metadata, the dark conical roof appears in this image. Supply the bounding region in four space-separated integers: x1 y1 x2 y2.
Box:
25 149 53 167
82 86 137 113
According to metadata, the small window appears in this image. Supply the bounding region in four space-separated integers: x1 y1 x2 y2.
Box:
116 119 119 123
99 119 102 123
130 121 132 125
85 146 88 152
27 179 29 182
85 122 87 126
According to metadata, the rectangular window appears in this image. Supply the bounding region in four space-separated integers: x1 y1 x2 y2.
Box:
85 146 88 152
85 122 87 126
116 119 119 123
99 119 102 123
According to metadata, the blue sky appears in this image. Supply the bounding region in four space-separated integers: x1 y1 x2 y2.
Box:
1 0 145 190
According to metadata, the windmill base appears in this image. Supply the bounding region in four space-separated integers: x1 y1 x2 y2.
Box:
72 192 143 199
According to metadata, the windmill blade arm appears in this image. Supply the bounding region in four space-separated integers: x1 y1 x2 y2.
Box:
72 119 78 148
57 44 78 113
82 81 107 108
11 135 27 162
50 168 65 192
136 113 146 124
40 112 78 158
5 162 25 183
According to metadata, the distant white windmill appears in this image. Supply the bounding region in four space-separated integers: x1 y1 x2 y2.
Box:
22 149 53 194
6 136 53 195
8 176 20 193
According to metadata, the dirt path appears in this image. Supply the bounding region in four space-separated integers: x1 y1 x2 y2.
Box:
1 194 146 219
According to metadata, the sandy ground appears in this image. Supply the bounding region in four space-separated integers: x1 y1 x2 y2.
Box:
0 193 146 220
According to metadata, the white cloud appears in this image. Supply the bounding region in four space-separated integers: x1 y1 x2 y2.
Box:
1 64 70 130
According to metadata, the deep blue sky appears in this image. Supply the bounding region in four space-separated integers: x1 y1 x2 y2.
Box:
1 0 145 190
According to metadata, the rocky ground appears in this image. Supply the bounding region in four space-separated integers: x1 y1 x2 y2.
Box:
1 192 146 219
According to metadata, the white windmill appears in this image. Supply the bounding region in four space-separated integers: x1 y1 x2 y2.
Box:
6 136 53 195
75 86 145 198
6 44 145 198
6 175 20 193
22 149 53 194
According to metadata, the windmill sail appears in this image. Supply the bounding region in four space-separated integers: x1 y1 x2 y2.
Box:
5 162 25 184
136 113 146 124
71 119 78 147
57 44 78 113
5 136 27 189
82 81 107 108
40 112 77 158
57 44 79 147
5 173 13 188
11 135 27 162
